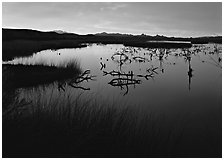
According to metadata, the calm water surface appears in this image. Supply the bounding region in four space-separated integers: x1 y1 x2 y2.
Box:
5 43 221 114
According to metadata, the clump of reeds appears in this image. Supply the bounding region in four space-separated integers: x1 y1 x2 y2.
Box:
2 59 82 89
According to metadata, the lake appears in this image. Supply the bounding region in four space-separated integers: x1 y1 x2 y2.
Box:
3 43 222 156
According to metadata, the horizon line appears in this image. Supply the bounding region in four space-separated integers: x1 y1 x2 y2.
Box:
2 27 222 38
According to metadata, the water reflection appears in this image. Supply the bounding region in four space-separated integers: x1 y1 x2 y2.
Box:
3 43 222 105
92 44 221 95
187 57 193 90
103 70 141 96
58 69 96 91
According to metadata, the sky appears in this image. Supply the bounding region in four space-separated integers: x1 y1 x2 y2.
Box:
2 2 222 37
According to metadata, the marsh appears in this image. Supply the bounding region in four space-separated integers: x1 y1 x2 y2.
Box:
3 43 222 157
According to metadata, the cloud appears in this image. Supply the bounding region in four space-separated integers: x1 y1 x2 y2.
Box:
76 12 83 17
93 21 112 29
2 2 221 37
100 3 127 11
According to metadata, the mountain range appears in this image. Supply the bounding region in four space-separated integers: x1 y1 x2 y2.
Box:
2 28 222 44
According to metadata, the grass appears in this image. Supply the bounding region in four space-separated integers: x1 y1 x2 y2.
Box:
2 40 87 61
2 60 82 89
4 86 221 158
3 90 186 158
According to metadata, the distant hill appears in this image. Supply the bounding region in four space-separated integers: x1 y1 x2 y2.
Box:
2 28 79 41
2 28 221 61
95 32 133 37
94 31 221 44
2 28 222 44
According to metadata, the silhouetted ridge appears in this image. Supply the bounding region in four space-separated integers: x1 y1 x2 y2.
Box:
2 28 79 41
3 28 222 43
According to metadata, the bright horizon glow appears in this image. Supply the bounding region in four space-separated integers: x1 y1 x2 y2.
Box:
2 2 222 38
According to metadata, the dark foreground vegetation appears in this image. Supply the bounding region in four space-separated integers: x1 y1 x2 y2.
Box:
2 97 174 157
2 28 222 61
3 91 221 158
3 62 81 89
